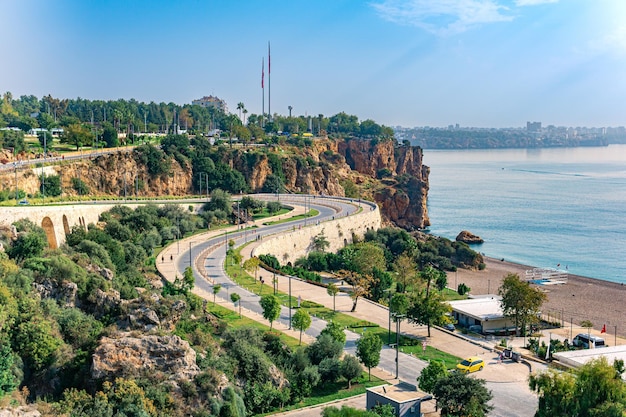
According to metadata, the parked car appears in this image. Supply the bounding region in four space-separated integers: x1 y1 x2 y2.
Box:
443 323 456 331
456 356 485 374
18 199 29 205
572 333 605 349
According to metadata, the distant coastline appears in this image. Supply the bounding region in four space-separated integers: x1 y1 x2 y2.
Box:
394 125 626 149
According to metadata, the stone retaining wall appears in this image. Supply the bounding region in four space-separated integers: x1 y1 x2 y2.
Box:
252 199 382 265
0 203 202 249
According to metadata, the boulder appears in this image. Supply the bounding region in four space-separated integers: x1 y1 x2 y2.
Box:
86 264 114 280
0 407 41 417
91 332 200 381
456 230 484 244
32 279 78 307
92 288 121 318
123 307 161 331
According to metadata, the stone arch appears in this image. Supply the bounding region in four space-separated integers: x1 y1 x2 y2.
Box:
81 216 87 230
62 214 70 236
41 216 58 249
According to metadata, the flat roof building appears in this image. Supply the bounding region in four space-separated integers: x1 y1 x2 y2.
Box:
449 296 517 335
192 95 228 113
366 383 436 417
554 345 626 370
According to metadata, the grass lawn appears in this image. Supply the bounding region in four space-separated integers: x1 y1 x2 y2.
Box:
251 207 290 220
203 301 303 350
262 209 319 225
441 287 467 301
224 248 462 366
399 344 461 369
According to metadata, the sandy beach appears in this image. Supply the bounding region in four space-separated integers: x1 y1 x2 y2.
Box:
449 257 626 338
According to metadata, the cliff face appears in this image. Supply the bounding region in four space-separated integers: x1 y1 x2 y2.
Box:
0 138 430 230
337 139 430 229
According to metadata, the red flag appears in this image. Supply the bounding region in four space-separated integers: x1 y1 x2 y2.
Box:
601 324 606 333
261 58 264 89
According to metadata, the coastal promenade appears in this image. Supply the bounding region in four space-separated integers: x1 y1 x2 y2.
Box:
157 198 540 416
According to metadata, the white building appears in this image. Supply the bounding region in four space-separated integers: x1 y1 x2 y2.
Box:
192 95 228 113
449 296 517 335
554 345 626 370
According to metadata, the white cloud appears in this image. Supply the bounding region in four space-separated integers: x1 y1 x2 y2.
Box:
371 0 514 35
371 0 563 35
514 0 558 6
584 26 626 58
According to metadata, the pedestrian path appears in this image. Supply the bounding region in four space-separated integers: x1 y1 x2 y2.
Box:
157 199 533 385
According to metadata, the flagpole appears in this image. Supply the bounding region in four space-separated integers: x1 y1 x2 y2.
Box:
268 41 271 122
261 57 265 128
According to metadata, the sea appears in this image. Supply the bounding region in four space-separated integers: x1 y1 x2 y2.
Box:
421 144 626 284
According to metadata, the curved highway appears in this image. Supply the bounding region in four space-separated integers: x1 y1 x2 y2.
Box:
173 195 427 387
169 194 537 417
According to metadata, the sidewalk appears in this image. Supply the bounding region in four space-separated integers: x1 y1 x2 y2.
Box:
242 240 534 384
156 202 402 385
157 201 532 384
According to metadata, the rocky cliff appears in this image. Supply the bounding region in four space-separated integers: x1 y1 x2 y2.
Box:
0 138 430 230
337 139 430 229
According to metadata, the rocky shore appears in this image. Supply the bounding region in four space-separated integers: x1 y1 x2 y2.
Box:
450 257 626 338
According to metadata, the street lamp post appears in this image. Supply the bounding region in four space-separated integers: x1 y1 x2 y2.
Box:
189 241 192 266
394 314 406 379
289 274 292 329
202 172 209 199
177 214 180 254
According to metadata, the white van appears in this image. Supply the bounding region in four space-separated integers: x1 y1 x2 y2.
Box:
572 333 605 348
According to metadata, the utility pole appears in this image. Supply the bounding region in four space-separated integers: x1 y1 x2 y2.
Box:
13 162 18 204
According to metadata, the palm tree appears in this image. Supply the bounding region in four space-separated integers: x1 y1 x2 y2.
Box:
237 102 244 121
288 105 293 118
243 108 248 125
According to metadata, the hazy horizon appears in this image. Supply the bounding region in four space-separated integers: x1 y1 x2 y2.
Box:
2 0 625 128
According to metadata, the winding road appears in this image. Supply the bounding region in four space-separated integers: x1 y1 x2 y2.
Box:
159 194 539 417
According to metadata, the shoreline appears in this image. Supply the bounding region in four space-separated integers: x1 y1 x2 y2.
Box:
449 256 626 337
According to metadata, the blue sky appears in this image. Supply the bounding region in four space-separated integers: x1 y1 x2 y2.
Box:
1 0 625 128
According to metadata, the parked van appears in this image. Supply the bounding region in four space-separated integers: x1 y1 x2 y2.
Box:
572 333 605 348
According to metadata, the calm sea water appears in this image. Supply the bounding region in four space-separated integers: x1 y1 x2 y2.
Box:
422 145 626 284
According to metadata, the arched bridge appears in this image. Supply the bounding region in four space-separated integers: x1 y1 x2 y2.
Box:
0 202 198 249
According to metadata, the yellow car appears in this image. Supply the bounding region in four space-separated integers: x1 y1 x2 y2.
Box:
456 356 485 374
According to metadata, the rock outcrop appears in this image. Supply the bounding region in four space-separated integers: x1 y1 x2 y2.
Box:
91 333 200 381
338 139 430 229
0 137 430 231
32 279 78 307
456 230 484 244
0 407 41 417
92 288 122 318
